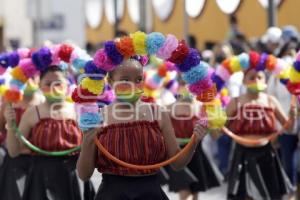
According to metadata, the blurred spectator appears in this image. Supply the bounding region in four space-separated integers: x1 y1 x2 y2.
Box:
201 49 214 64
187 34 197 49
211 43 233 67
267 36 298 193
228 15 242 40
227 15 250 54
281 25 299 44
116 30 128 38
256 27 282 55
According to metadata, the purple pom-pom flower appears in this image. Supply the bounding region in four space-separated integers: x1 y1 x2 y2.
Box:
256 53 268 71
0 53 9 68
104 41 124 65
176 48 201 72
280 78 288 85
293 61 300 72
211 74 225 91
0 79 5 85
32 47 53 71
84 61 107 80
8 51 20 68
165 80 175 90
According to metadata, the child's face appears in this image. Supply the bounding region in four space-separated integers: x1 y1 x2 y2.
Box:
109 59 143 86
39 71 68 103
243 69 266 85
109 60 144 103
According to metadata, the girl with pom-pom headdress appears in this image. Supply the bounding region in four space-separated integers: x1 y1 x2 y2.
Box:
0 48 45 200
3 44 96 200
213 51 297 199
75 32 216 199
161 71 224 199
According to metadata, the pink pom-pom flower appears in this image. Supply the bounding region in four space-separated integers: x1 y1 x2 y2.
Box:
188 76 213 95
165 61 177 71
17 48 31 59
19 58 39 78
93 49 116 72
0 66 6 75
70 51 79 64
156 35 179 60
273 59 286 75
51 44 62 65
296 51 300 62
215 65 231 81
75 103 99 116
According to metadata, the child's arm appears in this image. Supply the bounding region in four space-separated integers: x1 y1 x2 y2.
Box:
226 97 238 119
0 102 7 134
76 128 98 181
5 106 34 157
158 106 205 171
269 95 296 132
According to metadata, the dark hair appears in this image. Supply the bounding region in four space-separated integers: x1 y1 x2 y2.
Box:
40 65 64 80
108 59 142 80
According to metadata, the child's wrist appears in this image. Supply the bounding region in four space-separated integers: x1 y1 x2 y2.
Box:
5 123 14 131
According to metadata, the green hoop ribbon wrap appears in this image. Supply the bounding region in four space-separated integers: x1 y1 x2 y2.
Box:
176 138 191 145
12 121 81 156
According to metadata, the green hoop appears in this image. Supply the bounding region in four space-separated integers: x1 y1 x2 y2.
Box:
12 122 81 156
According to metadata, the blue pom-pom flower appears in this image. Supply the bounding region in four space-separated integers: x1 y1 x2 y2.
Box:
238 53 249 70
153 73 163 85
10 79 26 90
146 32 165 55
73 58 87 71
79 112 103 132
182 62 209 84
58 61 68 71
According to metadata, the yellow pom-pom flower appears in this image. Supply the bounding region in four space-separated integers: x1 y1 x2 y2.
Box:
0 85 8 96
277 66 290 80
11 66 28 83
220 88 229 97
206 105 227 129
81 78 105 95
289 67 300 83
66 96 74 103
144 87 158 98
204 99 222 108
229 56 242 73
131 31 147 55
